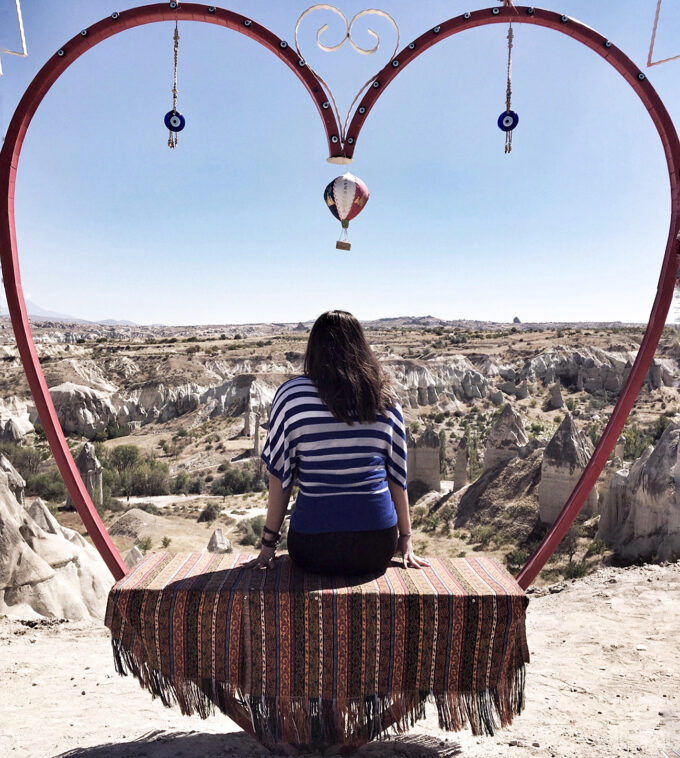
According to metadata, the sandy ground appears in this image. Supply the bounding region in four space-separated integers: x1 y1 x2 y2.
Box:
0 562 678 758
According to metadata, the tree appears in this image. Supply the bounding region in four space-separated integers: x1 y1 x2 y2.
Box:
110 444 140 474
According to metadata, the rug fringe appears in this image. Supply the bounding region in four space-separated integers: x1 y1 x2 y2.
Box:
112 639 526 747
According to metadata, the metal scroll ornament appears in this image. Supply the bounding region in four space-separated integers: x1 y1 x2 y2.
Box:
295 5 399 145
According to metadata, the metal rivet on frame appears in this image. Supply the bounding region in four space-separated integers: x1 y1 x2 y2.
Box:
526 7 535 14
492 7 500 15
298 59 305 67
111 12 120 20
391 59 399 68
80 29 88 36
408 42 415 50
331 135 339 143
433 26 441 33
560 15 568 22
464 12 471 20
604 40 612 48
372 80 380 88
169 1 177 8
322 101 330 109
638 72 646 80
57 49 65 57
208 6 216 12
244 19 252 27
279 40 288 48
358 106 366 114
347 137 354 144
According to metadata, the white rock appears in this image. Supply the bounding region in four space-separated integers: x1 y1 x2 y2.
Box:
207 529 232 554
539 414 597 524
0 475 112 620
124 546 144 569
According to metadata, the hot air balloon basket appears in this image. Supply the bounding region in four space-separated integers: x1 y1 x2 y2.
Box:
336 240 351 251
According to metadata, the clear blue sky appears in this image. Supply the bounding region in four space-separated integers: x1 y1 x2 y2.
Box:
1 1 679 326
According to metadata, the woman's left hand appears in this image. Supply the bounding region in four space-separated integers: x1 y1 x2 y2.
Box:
397 535 430 569
243 545 278 570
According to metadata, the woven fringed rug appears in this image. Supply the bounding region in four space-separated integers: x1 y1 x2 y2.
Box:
105 552 529 749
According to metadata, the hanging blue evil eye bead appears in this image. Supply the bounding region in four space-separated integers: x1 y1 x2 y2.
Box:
164 110 186 132
497 110 519 132
166 22 182 148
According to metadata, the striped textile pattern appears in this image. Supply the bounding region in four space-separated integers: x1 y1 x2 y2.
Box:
261 375 408 496
106 552 529 748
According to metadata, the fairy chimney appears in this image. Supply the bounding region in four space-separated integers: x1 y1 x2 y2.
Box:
539 413 597 524
454 436 468 492
483 404 528 471
65 442 103 509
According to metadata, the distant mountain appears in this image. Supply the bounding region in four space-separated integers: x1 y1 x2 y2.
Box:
24 299 80 321
0 298 138 326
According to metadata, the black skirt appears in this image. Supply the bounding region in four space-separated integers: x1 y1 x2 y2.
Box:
287 524 399 576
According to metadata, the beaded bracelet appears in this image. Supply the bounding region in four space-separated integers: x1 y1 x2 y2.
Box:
261 535 279 548
263 525 280 539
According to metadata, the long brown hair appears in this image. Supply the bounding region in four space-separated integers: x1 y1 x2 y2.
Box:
303 310 396 424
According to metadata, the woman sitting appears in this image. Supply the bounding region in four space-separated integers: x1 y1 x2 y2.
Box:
253 309 428 574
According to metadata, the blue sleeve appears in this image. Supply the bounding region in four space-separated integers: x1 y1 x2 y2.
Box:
260 385 296 490
385 402 407 489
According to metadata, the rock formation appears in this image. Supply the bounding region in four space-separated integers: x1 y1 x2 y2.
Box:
406 426 441 503
65 442 103 510
207 529 232 553
515 379 529 400
483 405 529 471
598 423 680 561
548 382 565 410
124 546 144 569
615 434 625 460
0 453 25 506
0 461 112 619
454 436 468 492
109 508 160 540
384 357 489 409
243 407 253 438
0 397 35 443
538 414 597 524
521 347 674 393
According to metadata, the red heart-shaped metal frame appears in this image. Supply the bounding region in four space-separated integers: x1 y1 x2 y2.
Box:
1 4 678 588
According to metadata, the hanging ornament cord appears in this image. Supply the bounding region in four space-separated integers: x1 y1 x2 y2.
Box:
504 23 514 154
168 22 179 149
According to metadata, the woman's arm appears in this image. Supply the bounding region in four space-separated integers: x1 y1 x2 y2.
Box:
387 479 430 569
250 472 293 568
265 472 293 534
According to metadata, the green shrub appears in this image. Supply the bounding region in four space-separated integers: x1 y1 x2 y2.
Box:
622 425 653 460
0 443 46 478
652 412 675 441
25 469 66 502
210 463 265 496
468 526 495 549
161 536 172 549
563 561 588 580
137 536 153 554
237 514 266 546
585 538 607 558
172 470 189 494
197 502 221 523
136 502 160 515
237 515 288 549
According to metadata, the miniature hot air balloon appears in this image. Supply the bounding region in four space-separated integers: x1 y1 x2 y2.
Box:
324 172 370 251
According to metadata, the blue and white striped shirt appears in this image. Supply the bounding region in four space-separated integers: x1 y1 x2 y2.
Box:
261 375 407 533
